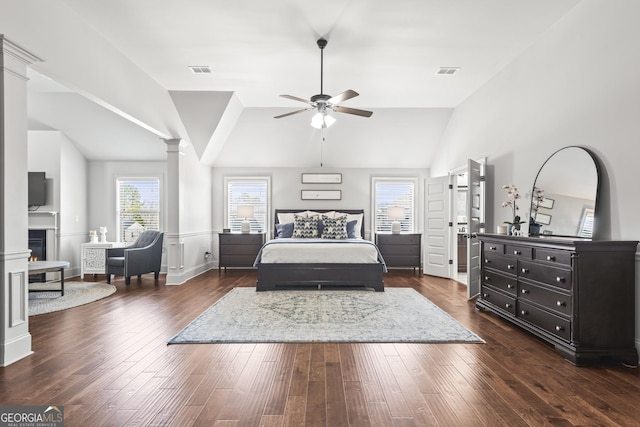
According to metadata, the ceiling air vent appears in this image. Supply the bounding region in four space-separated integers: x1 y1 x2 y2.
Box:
437 67 460 75
189 66 212 74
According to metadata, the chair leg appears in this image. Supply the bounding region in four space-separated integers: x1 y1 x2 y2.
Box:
154 271 159 280
138 274 141 279
125 276 131 285
106 274 111 284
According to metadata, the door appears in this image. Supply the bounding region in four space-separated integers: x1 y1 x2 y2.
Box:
423 175 451 278
466 158 483 299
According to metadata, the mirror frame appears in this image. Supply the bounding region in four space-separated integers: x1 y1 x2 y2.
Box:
530 146 601 239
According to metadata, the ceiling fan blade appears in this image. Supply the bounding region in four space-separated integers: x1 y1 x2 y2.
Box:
334 106 373 118
274 108 312 119
328 89 359 105
280 94 313 105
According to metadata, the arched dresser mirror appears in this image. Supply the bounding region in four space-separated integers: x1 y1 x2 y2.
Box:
529 146 600 238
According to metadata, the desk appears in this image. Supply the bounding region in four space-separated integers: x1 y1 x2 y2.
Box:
28 260 70 296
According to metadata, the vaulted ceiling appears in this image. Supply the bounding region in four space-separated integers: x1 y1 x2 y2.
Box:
23 0 581 168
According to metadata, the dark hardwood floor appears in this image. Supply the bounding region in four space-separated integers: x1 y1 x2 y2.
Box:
2 270 639 426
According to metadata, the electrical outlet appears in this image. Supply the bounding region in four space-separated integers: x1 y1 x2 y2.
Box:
204 251 212 259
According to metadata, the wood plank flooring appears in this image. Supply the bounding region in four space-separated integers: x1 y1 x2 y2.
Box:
1 270 639 426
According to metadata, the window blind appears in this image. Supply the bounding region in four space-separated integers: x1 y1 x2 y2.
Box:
373 180 415 233
116 178 160 243
226 179 269 233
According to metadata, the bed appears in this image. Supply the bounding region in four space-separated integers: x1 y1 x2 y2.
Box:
254 209 386 292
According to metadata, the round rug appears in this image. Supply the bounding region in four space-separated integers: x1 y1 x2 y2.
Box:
29 282 116 316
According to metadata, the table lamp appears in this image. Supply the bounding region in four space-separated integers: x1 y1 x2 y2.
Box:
387 206 404 234
237 205 254 233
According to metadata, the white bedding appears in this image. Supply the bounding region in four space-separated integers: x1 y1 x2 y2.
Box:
256 238 382 264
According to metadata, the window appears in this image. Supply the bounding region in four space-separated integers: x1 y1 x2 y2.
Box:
225 177 270 233
373 178 417 233
116 178 160 243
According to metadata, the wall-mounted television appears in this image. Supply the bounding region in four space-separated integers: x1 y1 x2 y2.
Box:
28 172 47 206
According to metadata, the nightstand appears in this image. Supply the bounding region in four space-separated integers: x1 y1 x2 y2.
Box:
219 233 265 269
375 233 421 273
81 241 126 278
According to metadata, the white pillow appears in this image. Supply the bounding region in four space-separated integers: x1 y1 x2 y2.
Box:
277 211 306 224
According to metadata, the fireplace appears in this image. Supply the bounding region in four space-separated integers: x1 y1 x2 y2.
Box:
28 229 46 282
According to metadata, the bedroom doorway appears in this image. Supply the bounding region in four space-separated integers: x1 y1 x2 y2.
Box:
424 158 485 299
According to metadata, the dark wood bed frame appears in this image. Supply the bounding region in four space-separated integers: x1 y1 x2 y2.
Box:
255 209 385 292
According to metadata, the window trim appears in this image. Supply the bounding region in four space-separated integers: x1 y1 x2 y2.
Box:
223 176 271 234
371 176 418 234
115 176 162 243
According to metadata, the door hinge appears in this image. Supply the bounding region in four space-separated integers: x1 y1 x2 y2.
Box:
480 176 486 182
448 184 453 189
449 259 453 265
448 222 453 227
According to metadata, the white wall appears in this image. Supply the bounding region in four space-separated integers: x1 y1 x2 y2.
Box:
432 0 640 348
88 160 168 271
211 166 428 265
28 131 87 277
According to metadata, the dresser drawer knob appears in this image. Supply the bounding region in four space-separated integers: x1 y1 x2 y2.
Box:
521 310 528 316
556 277 565 283
513 250 521 255
507 264 515 270
556 301 566 307
482 293 489 298
521 268 529 273
507 284 514 289
484 259 490 264
489 246 497 250
505 303 512 309
484 276 490 281
546 255 555 261
555 326 564 332
521 289 529 294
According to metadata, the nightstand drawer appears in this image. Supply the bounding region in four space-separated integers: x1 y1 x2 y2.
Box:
376 233 421 245
219 233 264 268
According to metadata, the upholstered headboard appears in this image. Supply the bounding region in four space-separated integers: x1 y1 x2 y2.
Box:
273 209 365 239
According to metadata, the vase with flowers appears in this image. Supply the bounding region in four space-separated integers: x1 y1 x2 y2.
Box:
502 184 525 235
529 186 545 235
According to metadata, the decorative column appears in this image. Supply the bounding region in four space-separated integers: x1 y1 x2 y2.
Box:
0 35 42 366
163 138 185 285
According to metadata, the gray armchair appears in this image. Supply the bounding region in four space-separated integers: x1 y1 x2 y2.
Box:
106 230 164 285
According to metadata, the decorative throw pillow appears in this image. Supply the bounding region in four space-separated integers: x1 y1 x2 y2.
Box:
275 222 294 238
293 214 319 238
321 214 348 239
346 219 358 238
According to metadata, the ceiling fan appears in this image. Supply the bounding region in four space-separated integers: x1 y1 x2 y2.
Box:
274 37 373 128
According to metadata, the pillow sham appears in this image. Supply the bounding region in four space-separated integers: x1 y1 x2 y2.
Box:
292 214 319 238
275 222 294 238
321 214 348 239
334 212 363 238
277 211 306 225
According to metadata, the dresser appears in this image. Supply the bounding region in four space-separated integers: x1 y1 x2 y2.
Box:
81 241 126 278
219 233 265 269
375 233 421 273
476 233 638 365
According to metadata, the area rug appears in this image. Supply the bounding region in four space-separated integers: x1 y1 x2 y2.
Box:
29 282 116 316
168 288 483 344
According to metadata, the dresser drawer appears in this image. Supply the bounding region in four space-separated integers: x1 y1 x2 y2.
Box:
483 252 517 275
517 301 571 341
505 244 532 259
533 248 572 266
483 242 505 254
482 270 517 296
519 260 572 290
376 233 421 245
518 282 572 318
219 233 264 245
480 287 516 316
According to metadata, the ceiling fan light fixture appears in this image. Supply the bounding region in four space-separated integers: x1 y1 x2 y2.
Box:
311 112 336 129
